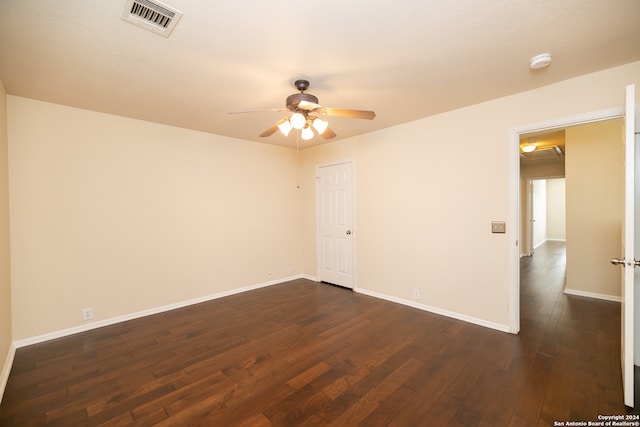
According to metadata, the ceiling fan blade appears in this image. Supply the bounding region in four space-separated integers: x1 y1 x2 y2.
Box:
320 127 337 140
259 118 288 137
316 107 376 120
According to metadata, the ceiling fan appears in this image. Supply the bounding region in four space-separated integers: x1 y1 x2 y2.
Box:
231 80 376 141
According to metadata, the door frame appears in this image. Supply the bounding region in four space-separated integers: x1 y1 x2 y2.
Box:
509 106 624 333
315 160 356 289
525 178 534 257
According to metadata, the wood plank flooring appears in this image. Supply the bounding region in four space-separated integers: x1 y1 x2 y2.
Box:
1 241 638 425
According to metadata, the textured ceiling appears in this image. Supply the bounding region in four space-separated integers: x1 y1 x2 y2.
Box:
0 1 639 148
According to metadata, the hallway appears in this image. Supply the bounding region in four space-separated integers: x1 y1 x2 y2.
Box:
519 240 639 419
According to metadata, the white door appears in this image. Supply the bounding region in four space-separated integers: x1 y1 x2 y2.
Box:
316 162 354 288
612 84 636 407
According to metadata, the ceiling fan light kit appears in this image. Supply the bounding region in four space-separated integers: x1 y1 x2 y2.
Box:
233 79 376 141
277 120 293 136
289 112 306 130
312 118 329 135
301 125 314 140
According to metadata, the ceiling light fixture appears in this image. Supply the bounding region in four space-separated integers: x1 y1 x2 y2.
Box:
312 118 328 135
246 79 374 141
301 125 314 140
277 120 293 137
289 112 306 130
530 53 552 70
277 114 330 140
521 139 537 152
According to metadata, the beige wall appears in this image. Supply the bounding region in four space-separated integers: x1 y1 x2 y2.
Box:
5 61 640 342
301 61 640 329
8 97 303 340
546 178 566 241
0 80 12 393
565 119 624 298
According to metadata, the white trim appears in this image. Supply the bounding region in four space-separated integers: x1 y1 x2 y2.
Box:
0 343 16 405
508 116 521 333
513 106 623 135
509 105 625 334
533 240 546 250
13 275 303 348
564 288 621 303
534 239 567 250
355 287 510 333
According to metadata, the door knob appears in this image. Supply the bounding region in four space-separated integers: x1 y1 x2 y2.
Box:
346 230 352 235
611 258 640 267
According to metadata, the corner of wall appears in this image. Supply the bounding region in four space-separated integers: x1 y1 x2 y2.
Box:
0 77 13 403
0 343 15 405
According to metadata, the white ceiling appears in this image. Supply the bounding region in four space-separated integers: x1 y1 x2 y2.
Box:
1 1 639 148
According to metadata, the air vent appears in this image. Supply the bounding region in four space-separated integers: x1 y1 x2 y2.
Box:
121 0 183 37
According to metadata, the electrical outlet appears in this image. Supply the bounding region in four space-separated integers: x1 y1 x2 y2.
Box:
412 289 420 299
287 266 293 275
82 308 93 321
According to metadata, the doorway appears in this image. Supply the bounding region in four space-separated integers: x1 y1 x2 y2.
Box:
520 118 623 303
509 107 624 333
525 177 566 257
519 129 566 258
512 87 639 407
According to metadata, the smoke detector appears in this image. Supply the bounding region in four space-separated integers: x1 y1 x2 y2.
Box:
121 0 183 37
530 53 552 70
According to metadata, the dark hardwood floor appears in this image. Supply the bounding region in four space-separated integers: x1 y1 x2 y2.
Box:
1 240 637 425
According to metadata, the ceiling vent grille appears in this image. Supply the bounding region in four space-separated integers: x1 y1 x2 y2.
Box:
121 0 182 37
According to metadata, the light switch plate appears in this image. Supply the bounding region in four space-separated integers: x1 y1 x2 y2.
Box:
491 221 506 233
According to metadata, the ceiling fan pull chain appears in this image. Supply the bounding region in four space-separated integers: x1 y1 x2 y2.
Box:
296 131 301 189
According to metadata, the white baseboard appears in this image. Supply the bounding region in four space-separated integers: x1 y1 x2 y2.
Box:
2 274 516 404
563 288 621 302
14 275 305 349
0 342 16 405
534 238 566 250
354 288 511 333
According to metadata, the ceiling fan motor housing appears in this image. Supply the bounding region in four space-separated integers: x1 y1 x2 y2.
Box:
286 93 318 110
